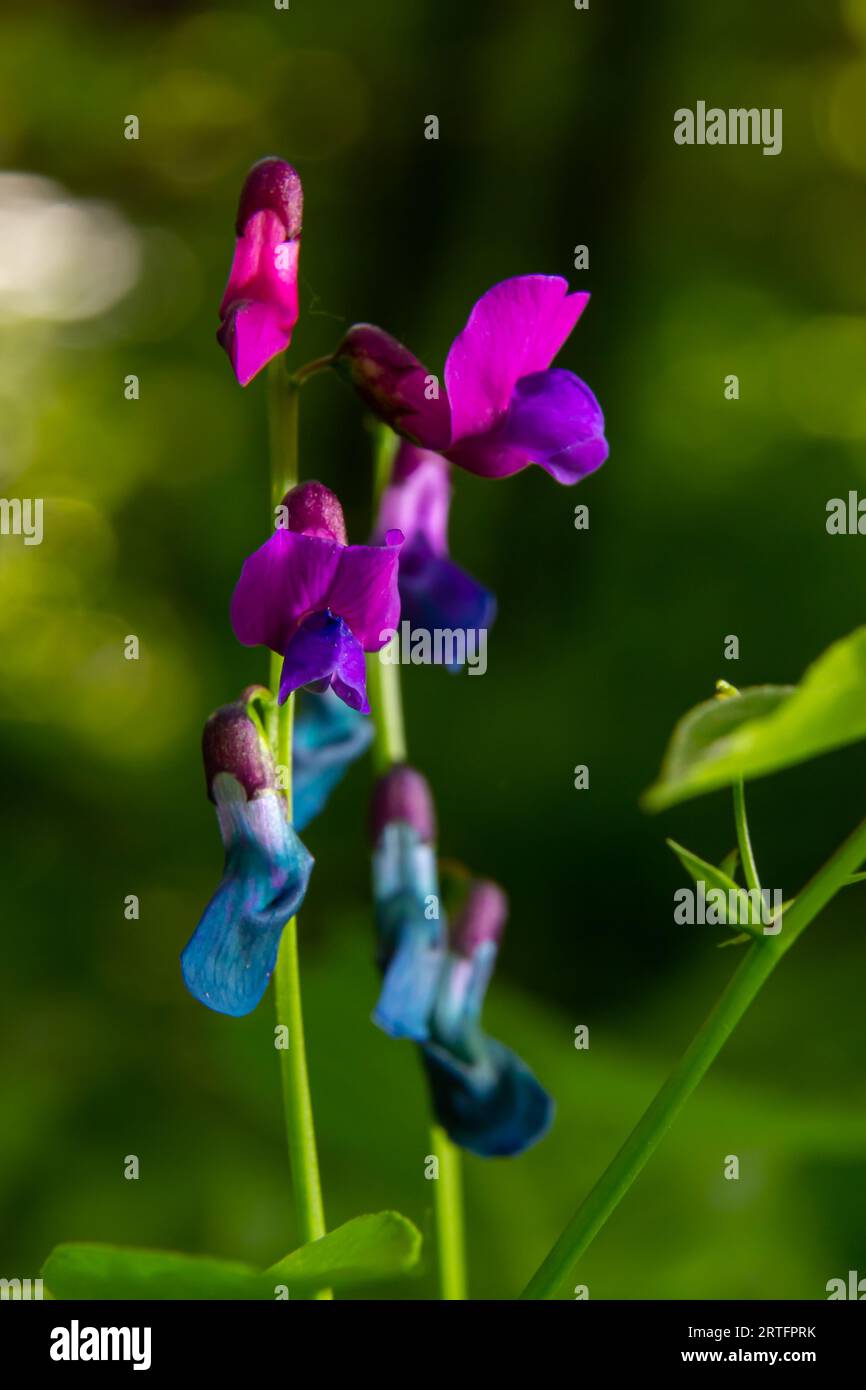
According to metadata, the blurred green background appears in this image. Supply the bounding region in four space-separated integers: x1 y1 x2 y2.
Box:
2 0 866 1299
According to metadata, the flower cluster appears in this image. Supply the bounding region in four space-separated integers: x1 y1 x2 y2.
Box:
186 156 609 1160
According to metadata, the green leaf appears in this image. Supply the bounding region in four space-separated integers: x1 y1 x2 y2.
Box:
667 839 762 937
668 839 742 900
42 1246 275 1301
42 1212 422 1300
644 627 866 810
268 1211 422 1289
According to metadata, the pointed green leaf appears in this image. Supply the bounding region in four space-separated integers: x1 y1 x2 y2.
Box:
667 839 762 936
644 627 866 810
668 839 743 899
42 1212 423 1300
268 1211 422 1290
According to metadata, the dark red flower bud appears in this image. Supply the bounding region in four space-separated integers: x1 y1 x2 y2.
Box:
236 157 303 239
369 764 436 844
280 480 348 545
202 690 276 803
449 879 508 957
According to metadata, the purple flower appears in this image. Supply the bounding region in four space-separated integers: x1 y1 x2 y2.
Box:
181 689 314 1017
217 158 303 386
231 481 402 713
334 275 608 484
374 442 495 648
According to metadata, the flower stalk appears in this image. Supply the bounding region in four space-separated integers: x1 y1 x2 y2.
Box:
366 421 467 1301
733 775 761 894
430 1124 467 1301
267 359 330 1291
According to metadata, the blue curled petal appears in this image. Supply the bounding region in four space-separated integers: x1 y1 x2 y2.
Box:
372 822 446 1040
419 916 553 1155
398 535 496 663
421 1036 554 1157
181 783 314 1017
293 690 373 832
374 904 446 1040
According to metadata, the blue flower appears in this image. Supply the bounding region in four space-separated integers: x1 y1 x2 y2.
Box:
370 766 553 1156
181 690 313 1017
421 879 554 1158
293 688 373 832
370 765 446 1039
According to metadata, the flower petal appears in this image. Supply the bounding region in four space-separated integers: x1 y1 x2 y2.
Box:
231 530 342 654
331 624 370 713
444 275 589 442
398 535 496 648
278 610 369 713
372 821 446 1040
421 1036 554 1157
419 877 553 1154
374 923 447 1041
278 610 342 701
326 535 403 651
448 367 608 483
217 300 293 388
333 325 451 449
377 444 452 556
218 212 300 385
293 690 373 832
181 787 313 1017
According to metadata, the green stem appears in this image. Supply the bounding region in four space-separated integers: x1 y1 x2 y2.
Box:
366 423 408 771
366 422 468 1301
430 1124 467 1300
733 776 761 893
367 646 407 774
521 811 866 1299
267 360 330 1294
268 360 300 511
289 354 334 387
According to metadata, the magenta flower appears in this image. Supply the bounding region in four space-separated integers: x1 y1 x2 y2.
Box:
231 481 402 713
375 442 495 646
217 157 303 386
333 275 608 484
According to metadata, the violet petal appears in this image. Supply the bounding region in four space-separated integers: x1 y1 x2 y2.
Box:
449 367 608 483
231 530 342 654
444 275 589 443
